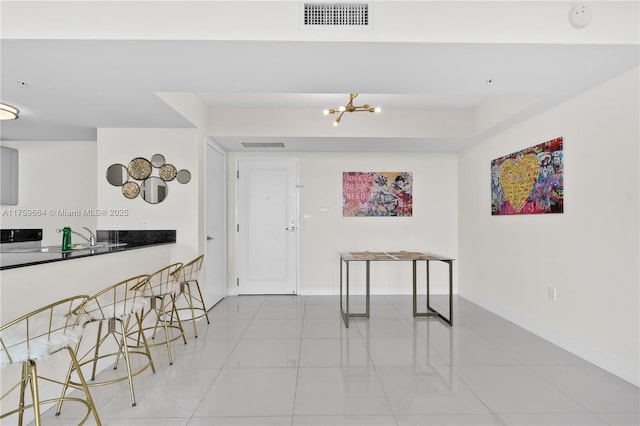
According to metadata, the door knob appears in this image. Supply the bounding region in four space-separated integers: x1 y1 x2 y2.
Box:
206 235 214 241
285 226 297 231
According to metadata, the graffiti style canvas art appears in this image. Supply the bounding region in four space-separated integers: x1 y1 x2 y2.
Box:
343 172 413 217
491 137 564 215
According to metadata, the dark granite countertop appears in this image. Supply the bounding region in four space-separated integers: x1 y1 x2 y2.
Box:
0 230 176 270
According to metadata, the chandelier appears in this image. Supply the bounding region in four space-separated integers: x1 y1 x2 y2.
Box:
323 93 381 126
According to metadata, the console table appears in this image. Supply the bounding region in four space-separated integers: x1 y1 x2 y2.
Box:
339 251 454 327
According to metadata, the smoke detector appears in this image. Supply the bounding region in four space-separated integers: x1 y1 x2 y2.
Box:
569 3 592 29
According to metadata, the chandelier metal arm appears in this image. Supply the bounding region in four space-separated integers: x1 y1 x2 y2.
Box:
324 93 380 125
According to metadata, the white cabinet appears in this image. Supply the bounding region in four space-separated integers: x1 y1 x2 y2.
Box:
0 146 18 205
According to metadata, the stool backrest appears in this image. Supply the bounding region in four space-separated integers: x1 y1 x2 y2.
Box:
78 274 150 321
135 263 183 297
174 255 204 284
0 295 90 366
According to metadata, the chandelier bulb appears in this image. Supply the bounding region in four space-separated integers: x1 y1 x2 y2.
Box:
324 93 379 124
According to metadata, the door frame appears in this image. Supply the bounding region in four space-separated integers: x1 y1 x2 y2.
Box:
204 140 228 306
234 157 300 295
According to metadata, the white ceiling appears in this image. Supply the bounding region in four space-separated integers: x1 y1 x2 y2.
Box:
1 1 638 152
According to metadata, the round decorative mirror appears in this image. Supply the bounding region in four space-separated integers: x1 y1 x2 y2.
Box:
176 169 191 184
150 153 166 168
159 164 177 181
106 163 129 186
122 181 140 199
140 176 168 204
128 157 152 180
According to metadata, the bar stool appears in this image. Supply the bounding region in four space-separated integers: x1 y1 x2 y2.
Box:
131 263 186 365
171 255 210 338
56 274 156 411
0 295 102 426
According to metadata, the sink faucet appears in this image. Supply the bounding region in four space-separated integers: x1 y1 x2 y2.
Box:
57 227 96 247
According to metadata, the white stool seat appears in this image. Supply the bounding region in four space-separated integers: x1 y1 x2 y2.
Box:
1 324 82 366
0 295 102 426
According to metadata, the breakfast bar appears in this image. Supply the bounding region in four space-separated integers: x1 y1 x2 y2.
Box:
339 251 454 327
0 229 177 270
0 229 177 321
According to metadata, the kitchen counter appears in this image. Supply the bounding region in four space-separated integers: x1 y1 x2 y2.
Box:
0 229 176 270
0 241 171 270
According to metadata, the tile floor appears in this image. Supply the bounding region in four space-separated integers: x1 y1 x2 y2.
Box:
28 295 640 425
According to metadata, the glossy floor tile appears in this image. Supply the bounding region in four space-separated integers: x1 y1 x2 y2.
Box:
17 295 639 425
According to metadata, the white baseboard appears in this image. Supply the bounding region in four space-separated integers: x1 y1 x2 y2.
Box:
461 290 640 387
299 285 454 296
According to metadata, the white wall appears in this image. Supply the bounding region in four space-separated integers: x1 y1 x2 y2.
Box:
0 141 97 246
226 151 458 296
458 66 640 386
96 128 201 262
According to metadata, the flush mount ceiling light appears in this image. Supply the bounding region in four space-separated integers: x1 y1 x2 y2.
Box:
0 103 19 120
323 93 380 126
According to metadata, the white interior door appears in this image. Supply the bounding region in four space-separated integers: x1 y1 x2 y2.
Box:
237 159 298 294
205 143 227 307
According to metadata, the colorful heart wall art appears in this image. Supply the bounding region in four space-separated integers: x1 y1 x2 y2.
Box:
491 137 563 215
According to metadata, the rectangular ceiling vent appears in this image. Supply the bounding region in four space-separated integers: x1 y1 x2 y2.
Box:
241 142 286 149
303 3 370 27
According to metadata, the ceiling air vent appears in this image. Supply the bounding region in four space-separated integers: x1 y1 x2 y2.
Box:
303 2 370 26
241 142 286 149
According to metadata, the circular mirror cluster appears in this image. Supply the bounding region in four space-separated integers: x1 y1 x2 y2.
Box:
106 154 190 204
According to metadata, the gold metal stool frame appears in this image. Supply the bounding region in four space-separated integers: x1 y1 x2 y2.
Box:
130 263 186 365
56 274 156 410
171 255 210 338
0 295 102 426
